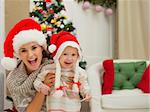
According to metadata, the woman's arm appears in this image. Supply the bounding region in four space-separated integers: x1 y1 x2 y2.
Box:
26 92 45 112
27 73 55 112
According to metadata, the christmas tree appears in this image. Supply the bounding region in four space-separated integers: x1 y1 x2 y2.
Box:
30 0 76 45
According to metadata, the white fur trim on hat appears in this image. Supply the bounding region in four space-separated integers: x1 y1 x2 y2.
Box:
1 57 17 70
72 60 80 93
13 29 47 54
53 41 82 61
55 60 61 88
53 60 64 97
48 44 56 53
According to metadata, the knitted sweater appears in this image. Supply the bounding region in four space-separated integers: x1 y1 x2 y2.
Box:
6 58 50 112
34 63 90 112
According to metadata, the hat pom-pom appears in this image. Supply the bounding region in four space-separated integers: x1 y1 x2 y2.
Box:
1 57 17 70
53 90 64 98
48 44 56 53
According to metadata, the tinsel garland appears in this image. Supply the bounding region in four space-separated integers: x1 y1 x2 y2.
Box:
75 0 117 15
76 0 117 8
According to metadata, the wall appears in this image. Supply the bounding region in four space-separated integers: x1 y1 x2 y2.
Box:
0 0 5 73
63 0 116 66
0 0 5 111
5 0 29 35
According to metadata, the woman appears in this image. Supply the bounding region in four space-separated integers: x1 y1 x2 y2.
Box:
1 18 55 112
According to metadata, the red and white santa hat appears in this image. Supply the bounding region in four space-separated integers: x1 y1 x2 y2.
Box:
48 31 82 97
1 18 47 71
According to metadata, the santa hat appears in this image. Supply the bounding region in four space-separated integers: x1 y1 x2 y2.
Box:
48 31 82 97
1 18 47 71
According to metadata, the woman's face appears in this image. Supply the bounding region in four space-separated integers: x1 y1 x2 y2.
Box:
18 42 43 73
59 46 79 69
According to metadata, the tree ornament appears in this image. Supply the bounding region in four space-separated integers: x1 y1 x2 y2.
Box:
60 24 64 28
41 23 47 31
82 1 91 10
95 5 104 12
105 8 113 16
45 0 52 2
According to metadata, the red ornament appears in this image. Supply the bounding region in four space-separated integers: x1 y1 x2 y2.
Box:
39 8 43 13
48 9 54 14
45 0 52 2
47 27 53 31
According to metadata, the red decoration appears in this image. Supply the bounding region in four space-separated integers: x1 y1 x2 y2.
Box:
48 9 54 14
45 0 52 2
74 81 81 88
56 86 65 90
102 59 114 94
137 65 150 93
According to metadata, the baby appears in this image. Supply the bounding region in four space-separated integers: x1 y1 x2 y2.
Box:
34 31 91 112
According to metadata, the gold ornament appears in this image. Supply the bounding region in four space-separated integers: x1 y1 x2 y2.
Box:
41 24 47 31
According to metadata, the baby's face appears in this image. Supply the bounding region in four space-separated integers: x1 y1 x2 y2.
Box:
59 46 79 69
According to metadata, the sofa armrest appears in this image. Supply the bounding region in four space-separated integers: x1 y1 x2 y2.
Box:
87 62 103 112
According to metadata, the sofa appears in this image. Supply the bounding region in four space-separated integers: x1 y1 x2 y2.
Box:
87 59 150 112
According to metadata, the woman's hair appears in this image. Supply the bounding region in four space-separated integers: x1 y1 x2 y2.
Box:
42 49 53 59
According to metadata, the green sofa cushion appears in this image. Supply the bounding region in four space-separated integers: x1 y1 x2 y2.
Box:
113 61 146 90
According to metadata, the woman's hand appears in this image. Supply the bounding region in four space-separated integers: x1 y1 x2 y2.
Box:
43 73 55 88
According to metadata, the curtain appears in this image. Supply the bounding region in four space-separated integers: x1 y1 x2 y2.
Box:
117 0 149 59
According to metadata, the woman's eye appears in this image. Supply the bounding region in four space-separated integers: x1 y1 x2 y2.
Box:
20 49 27 53
63 53 67 56
32 46 37 50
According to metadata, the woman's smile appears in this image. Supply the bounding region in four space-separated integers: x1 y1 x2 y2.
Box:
19 42 43 73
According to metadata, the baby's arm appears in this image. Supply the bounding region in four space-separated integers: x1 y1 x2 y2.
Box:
78 67 91 101
34 65 54 95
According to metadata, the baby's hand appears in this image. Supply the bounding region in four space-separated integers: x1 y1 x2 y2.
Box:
84 93 92 102
43 73 55 88
40 83 51 95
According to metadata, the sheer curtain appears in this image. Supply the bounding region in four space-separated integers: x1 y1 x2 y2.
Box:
117 0 149 59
